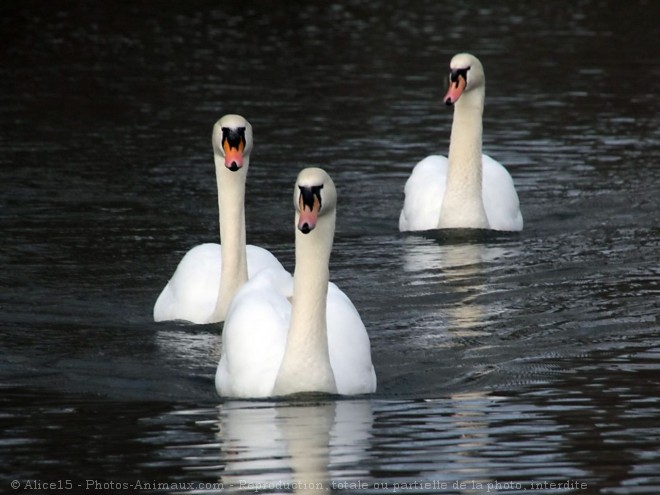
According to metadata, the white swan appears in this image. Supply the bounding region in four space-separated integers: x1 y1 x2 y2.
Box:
154 114 283 324
216 168 377 398
399 53 523 232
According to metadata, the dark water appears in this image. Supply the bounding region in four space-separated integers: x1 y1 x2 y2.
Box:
2 1 659 493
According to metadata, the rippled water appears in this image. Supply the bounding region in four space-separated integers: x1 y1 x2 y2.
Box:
1 1 659 493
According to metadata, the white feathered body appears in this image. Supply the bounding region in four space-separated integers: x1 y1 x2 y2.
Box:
153 243 282 324
215 268 377 398
399 153 522 232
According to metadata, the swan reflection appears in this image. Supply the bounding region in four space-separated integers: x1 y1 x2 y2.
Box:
402 235 520 339
217 399 373 492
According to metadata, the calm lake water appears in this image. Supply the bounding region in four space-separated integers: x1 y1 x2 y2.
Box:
1 1 659 493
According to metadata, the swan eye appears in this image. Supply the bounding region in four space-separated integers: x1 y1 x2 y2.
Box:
221 126 246 155
298 185 323 213
449 67 470 88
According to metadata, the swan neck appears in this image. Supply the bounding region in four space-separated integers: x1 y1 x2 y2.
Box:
273 213 337 395
439 89 489 229
448 102 483 182
213 154 248 321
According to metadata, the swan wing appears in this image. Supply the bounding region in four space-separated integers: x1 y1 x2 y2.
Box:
399 155 447 232
246 244 285 277
153 243 221 323
481 154 523 231
327 283 377 395
154 244 284 324
215 268 292 398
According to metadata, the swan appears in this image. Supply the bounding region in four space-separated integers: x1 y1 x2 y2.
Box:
154 114 283 324
399 53 523 232
216 168 377 398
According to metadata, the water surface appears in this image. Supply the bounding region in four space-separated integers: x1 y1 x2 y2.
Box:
1 1 659 493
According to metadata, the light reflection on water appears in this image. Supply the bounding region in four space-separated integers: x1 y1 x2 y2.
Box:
142 394 600 494
218 400 372 492
1 0 660 493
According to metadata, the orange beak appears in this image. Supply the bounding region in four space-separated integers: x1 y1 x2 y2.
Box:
444 73 466 106
297 194 321 234
223 140 245 171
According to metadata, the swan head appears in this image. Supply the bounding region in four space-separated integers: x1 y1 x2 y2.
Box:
443 53 485 106
294 168 337 235
212 114 253 172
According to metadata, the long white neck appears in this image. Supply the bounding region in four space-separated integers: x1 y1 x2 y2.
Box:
438 88 490 229
212 154 248 322
273 212 337 396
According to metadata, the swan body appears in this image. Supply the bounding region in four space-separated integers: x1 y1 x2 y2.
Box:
216 168 377 398
153 243 281 324
154 114 283 324
399 53 523 232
